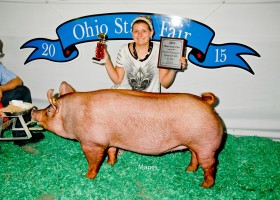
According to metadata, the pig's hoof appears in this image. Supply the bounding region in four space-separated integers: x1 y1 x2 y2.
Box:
107 159 117 166
186 165 198 172
85 172 97 180
201 179 214 188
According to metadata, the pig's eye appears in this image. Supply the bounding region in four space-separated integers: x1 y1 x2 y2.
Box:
46 109 53 117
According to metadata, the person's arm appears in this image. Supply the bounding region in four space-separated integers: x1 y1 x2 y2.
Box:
159 68 177 89
103 48 125 85
159 57 187 89
0 76 23 99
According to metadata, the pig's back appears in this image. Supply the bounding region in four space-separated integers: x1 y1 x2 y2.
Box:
91 89 211 113
83 89 208 116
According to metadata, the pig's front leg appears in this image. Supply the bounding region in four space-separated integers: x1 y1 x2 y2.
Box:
106 147 117 165
81 143 106 179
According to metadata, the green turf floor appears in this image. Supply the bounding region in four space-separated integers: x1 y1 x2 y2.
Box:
0 130 279 199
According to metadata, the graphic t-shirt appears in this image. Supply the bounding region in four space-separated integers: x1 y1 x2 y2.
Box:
113 42 160 92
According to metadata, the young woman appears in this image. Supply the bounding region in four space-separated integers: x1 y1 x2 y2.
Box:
103 16 187 92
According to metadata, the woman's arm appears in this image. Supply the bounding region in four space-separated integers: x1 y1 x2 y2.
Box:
103 48 125 85
159 57 187 89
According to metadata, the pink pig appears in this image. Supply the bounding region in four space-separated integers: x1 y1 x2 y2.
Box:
31 81 224 188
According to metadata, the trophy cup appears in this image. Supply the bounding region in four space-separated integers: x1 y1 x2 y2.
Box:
92 33 107 64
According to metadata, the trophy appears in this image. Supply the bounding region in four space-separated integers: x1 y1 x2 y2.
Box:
92 33 107 64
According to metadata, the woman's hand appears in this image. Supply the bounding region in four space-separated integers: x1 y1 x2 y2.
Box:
180 57 188 70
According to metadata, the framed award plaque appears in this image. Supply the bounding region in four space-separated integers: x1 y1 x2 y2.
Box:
158 37 186 70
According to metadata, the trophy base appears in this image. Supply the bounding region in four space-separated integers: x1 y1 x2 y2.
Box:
92 57 106 64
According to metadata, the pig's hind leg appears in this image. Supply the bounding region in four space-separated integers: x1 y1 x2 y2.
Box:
196 150 217 188
81 144 106 180
186 150 199 171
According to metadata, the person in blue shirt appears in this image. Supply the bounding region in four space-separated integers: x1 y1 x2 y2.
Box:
0 39 44 146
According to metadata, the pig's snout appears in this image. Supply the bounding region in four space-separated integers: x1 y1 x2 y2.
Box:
31 107 38 120
31 108 45 128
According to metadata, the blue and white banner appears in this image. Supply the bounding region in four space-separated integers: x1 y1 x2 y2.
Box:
21 12 260 74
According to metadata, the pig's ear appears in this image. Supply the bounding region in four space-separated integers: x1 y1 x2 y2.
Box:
59 81 75 96
47 89 56 106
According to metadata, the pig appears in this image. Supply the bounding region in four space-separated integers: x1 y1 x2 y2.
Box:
31 81 224 188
